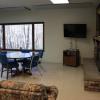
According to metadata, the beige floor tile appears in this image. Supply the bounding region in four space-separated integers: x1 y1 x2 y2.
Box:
0 62 100 100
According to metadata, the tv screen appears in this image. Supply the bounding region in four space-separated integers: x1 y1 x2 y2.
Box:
64 24 87 38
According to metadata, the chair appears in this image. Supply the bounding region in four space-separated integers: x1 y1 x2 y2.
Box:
38 50 43 62
34 50 45 72
34 50 44 64
21 55 42 75
0 52 19 79
18 49 30 63
34 50 43 58
20 49 30 53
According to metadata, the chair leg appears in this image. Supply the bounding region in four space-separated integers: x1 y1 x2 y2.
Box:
7 68 9 79
11 68 13 76
1 66 3 78
16 67 19 74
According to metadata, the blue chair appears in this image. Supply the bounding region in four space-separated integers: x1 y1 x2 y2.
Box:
0 52 19 79
34 50 43 57
34 50 45 72
21 55 42 75
21 49 30 53
34 50 44 63
19 49 31 62
38 50 44 59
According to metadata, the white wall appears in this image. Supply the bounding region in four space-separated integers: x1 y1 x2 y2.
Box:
0 7 96 63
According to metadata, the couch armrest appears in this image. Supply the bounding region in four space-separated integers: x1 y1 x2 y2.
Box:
46 86 58 100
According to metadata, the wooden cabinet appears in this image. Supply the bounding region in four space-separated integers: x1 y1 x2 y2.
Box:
63 49 80 67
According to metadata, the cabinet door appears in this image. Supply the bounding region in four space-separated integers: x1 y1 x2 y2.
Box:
63 56 76 66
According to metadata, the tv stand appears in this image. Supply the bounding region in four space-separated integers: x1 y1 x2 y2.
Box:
63 49 80 67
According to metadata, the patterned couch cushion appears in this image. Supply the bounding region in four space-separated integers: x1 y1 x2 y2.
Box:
0 80 58 100
0 80 45 92
0 88 45 100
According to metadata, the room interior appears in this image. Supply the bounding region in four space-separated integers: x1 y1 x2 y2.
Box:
0 0 100 100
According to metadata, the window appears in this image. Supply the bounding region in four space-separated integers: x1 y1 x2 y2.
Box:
0 22 44 51
34 24 43 50
5 24 32 49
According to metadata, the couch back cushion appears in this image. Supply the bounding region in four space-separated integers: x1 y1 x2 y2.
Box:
0 80 45 93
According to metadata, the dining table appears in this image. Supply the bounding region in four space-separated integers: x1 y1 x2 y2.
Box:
7 51 33 59
6 51 33 75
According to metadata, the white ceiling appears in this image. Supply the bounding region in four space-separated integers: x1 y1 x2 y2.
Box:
0 0 99 8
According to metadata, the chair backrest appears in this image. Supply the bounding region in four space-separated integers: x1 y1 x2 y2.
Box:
30 55 40 68
0 52 8 64
21 49 30 53
39 50 43 58
34 50 43 58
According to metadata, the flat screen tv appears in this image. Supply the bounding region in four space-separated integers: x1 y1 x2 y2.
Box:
64 24 87 38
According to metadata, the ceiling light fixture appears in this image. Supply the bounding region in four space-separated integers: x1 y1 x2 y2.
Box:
50 0 69 4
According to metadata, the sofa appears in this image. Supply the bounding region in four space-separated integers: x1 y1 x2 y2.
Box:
0 80 58 100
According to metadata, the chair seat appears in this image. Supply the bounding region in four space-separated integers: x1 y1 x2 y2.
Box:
8 59 16 63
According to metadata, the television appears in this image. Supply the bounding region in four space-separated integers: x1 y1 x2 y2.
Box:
64 24 87 38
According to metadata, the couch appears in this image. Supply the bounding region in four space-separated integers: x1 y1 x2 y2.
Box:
0 80 58 100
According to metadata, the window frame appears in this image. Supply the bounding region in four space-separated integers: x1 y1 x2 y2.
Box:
0 22 44 51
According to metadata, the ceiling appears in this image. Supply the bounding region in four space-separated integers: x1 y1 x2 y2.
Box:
0 0 99 9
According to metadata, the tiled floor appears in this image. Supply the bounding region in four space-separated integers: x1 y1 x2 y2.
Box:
0 62 100 100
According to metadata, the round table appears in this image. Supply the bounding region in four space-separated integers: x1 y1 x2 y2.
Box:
7 51 32 59
7 51 33 75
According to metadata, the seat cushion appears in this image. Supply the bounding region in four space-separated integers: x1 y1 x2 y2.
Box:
0 80 45 92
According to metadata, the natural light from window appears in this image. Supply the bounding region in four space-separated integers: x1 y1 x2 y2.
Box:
34 24 43 50
5 24 32 49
